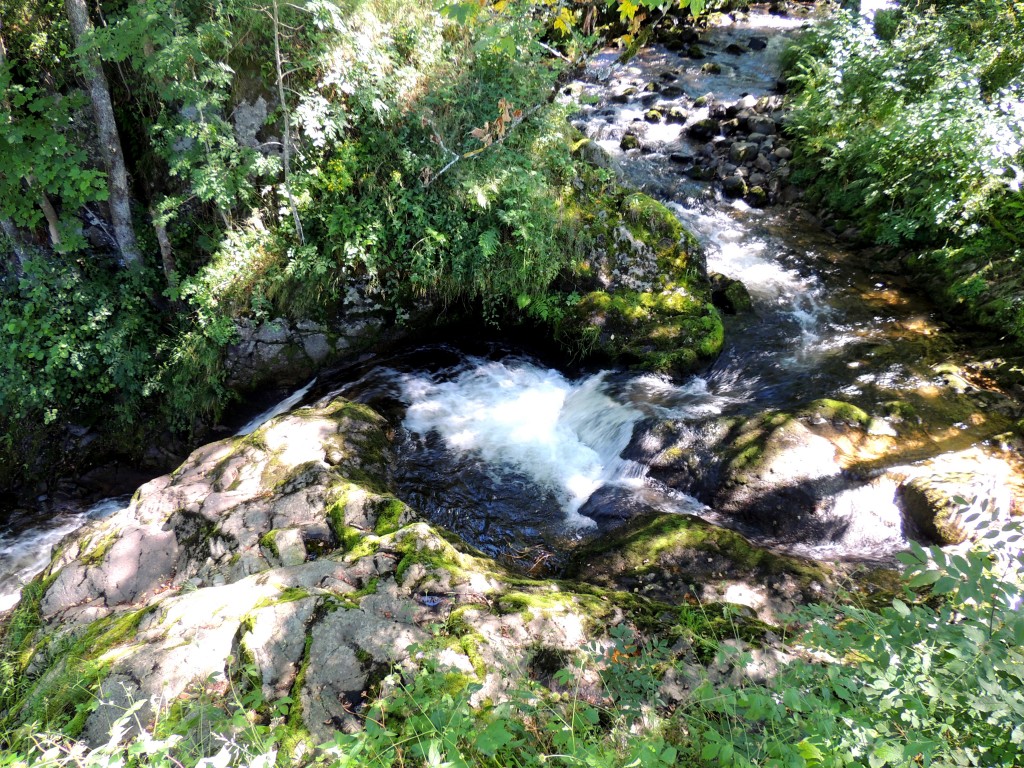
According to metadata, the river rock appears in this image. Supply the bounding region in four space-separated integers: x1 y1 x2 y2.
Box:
226 283 392 392
569 192 723 375
747 115 777 135
722 175 747 198
8 395 684 750
611 87 637 103
745 185 768 207
566 512 833 623
709 273 754 314
712 415 850 540
576 138 616 170
729 142 758 163
666 106 688 124
897 448 1015 545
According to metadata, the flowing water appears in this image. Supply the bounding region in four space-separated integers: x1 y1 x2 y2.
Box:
2 7 1021 608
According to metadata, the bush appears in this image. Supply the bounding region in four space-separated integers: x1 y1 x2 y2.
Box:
785 5 1023 248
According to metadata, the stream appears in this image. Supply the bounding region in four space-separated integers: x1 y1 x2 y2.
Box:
2 5 1021 611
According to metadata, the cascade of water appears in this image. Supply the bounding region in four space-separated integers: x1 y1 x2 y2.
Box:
235 377 317 436
398 359 733 528
0 496 127 613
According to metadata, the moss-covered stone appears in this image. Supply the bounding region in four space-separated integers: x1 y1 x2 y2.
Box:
620 133 641 151
567 513 828 587
561 191 723 376
799 399 871 428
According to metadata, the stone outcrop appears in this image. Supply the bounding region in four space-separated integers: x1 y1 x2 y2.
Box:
224 284 390 391
2 390 831 751
897 448 1016 545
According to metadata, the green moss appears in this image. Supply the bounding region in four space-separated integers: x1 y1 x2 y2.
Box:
254 587 312 610
259 530 281 559
262 459 323 494
723 412 792 476
373 497 411 536
883 400 918 421
495 589 607 625
567 513 828 585
79 529 120 567
393 533 466 585
326 492 349 542
800 399 871 427
277 632 317 759
575 288 723 376
458 634 488 678
4 605 156 738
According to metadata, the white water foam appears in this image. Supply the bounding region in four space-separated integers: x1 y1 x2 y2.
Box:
0 496 128 613
400 359 730 527
236 377 317 436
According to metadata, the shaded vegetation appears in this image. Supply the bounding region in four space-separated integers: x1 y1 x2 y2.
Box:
783 0 1024 345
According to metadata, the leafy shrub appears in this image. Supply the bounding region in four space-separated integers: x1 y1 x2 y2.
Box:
785 6 1023 247
0 256 161 430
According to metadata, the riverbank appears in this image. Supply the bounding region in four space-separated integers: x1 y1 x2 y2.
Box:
780 0 1024 363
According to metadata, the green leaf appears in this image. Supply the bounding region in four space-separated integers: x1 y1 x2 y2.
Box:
783 687 804 711
870 742 904 766
908 569 941 588
474 719 514 756
797 739 825 764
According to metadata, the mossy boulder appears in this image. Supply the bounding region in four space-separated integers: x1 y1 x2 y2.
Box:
709 273 754 314
566 192 724 376
567 512 832 621
1 396 781 752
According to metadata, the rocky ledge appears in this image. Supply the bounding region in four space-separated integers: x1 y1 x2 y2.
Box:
1 396 829 754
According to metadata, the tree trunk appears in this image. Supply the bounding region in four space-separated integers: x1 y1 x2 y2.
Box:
151 206 177 289
64 0 142 267
25 176 62 248
271 0 304 245
1 31 28 270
